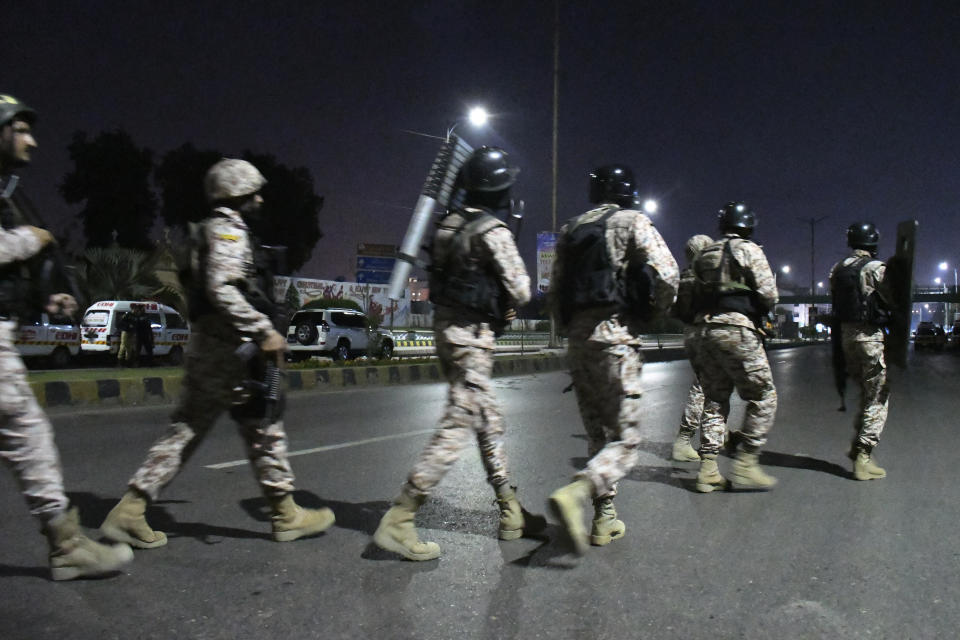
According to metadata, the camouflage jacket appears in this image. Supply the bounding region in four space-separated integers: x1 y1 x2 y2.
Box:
552 204 679 346
693 234 778 331
197 206 275 343
829 249 890 343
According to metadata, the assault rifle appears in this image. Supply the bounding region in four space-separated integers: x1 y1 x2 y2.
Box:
0 175 83 318
231 243 288 424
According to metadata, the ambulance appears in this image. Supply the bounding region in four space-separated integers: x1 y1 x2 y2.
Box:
80 300 190 365
15 312 81 368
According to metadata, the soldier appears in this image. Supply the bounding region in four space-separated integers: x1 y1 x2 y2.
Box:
829 222 891 480
687 202 778 492
373 146 539 561
0 93 133 580
671 234 714 463
548 165 679 554
116 305 138 367
100 158 335 548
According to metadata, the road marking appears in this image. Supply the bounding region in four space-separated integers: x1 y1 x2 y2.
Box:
204 428 437 470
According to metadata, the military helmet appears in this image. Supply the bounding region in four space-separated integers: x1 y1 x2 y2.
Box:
847 221 879 249
203 158 266 203
0 94 36 127
459 146 519 193
684 234 714 263
718 202 756 235
589 165 636 206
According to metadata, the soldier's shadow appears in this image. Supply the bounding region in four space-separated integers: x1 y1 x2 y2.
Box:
756 450 851 479
68 491 268 544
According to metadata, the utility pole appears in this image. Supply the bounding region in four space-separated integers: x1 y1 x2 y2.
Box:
800 216 829 294
548 0 561 348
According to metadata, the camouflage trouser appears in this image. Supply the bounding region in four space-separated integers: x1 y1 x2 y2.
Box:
0 321 68 522
688 324 777 455
129 331 295 500
568 340 644 500
842 336 889 450
117 331 137 366
678 378 704 439
405 337 510 498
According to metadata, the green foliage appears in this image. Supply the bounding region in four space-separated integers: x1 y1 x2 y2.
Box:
284 282 301 312
302 297 362 312
59 130 157 250
75 247 182 312
241 151 324 273
155 143 223 227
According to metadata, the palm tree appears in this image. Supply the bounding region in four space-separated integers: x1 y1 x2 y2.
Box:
75 246 184 312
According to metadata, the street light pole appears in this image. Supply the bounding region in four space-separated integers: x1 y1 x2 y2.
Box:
799 216 828 295
548 0 561 349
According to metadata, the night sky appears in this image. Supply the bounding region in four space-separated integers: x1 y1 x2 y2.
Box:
4 1 958 289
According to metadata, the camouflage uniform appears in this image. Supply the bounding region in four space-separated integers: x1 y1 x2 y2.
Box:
404 209 530 498
688 234 779 456
675 234 713 445
553 205 679 498
829 250 890 450
0 225 69 521
128 207 294 500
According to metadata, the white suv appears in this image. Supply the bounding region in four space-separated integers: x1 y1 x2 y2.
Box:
286 308 394 361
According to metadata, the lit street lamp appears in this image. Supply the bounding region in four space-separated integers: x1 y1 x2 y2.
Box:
642 199 658 214
781 265 791 274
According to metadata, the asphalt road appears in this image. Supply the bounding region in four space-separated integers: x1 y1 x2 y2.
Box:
2 344 958 639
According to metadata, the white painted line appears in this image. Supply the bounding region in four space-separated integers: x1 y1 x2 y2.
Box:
204 428 437 470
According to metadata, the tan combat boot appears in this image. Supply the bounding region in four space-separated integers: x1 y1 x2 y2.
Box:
695 454 728 493
589 497 625 546
100 488 168 549
46 507 133 581
373 491 441 561
730 449 777 491
270 494 336 542
548 477 593 555
672 434 701 462
495 485 525 540
853 451 886 481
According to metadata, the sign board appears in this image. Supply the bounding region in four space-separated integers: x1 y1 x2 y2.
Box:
356 256 397 272
536 232 559 297
356 269 393 284
357 243 396 258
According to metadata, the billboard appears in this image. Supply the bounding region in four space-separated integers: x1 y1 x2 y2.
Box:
274 276 410 327
536 232 559 297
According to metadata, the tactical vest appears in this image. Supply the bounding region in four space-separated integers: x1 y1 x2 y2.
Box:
0 197 38 319
692 237 759 317
429 208 507 322
672 268 697 324
831 255 890 326
556 208 652 326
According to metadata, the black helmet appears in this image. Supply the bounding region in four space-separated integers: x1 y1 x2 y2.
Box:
589 165 636 206
459 147 518 193
0 94 36 127
718 202 756 237
847 222 879 250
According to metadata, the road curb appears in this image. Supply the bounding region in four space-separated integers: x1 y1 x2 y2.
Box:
30 341 819 409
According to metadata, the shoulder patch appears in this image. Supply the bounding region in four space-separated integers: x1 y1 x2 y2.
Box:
216 233 240 242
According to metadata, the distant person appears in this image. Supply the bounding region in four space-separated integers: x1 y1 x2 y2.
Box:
671 233 714 464
686 203 779 492
829 222 892 480
0 93 132 579
133 303 154 366
547 164 679 554
116 306 138 367
100 158 334 549
372 147 541 561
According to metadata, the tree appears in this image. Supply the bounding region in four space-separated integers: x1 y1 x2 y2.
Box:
59 130 157 250
75 247 182 312
155 143 223 228
242 151 324 274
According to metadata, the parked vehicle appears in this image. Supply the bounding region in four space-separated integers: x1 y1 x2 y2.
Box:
15 312 80 368
80 301 190 364
286 308 393 361
914 321 947 351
